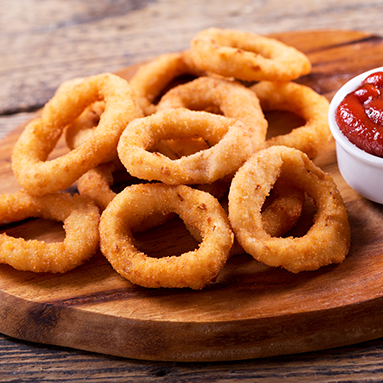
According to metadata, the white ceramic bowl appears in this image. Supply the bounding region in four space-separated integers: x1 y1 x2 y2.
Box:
328 66 383 204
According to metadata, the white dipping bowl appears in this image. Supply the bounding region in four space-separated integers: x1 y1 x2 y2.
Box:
329 66 383 204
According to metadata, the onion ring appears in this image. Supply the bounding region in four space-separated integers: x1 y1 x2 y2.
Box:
99 183 234 289
157 76 267 153
11 73 138 196
251 81 331 158
64 100 106 150
190 28 311 82
0 191 100 273
117 108 257 185
130 51 204 116
228 146 351 273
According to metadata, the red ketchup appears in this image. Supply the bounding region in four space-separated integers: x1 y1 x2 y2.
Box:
335 71 383 157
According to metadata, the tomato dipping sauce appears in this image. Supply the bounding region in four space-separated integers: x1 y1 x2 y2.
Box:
335 71 383 157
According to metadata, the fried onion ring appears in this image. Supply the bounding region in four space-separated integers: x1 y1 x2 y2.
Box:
190 28 311 82
0 191 100 273
117 108 257 185
99 183 234 289
157 76 267 152
228 146 351 273
130 51 204 116
251 81 331 158
11 73 137 196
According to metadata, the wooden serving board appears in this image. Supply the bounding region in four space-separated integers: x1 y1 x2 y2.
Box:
1 30 383 363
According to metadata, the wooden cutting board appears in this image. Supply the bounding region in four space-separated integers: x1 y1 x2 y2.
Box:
1 30 383 363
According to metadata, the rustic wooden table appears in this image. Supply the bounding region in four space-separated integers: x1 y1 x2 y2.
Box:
2 0 383 381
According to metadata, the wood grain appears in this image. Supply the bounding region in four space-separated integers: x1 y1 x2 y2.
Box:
1 29 383 364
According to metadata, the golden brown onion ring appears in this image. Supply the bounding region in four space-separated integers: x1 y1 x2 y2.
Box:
11 73 137 196
190 28 311 82
228 146 351 273
0 191 100 273
117 108 257 185
99 183 234 289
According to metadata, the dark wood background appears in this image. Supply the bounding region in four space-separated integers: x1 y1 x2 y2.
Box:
2 0 383 381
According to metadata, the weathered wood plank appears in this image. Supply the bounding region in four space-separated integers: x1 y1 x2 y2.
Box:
1 334 383 382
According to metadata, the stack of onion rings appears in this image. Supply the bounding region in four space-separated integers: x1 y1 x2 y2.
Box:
3 27 351 287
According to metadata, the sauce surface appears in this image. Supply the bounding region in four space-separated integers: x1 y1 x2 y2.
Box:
335 71 383 157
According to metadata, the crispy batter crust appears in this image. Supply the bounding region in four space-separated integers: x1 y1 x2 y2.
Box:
0 191 100 273
251 81 331 158
228 146 351 273
11 73 137 196
190 28 311 82
99 183 234 289
157 75 268 155
117 108 257 185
